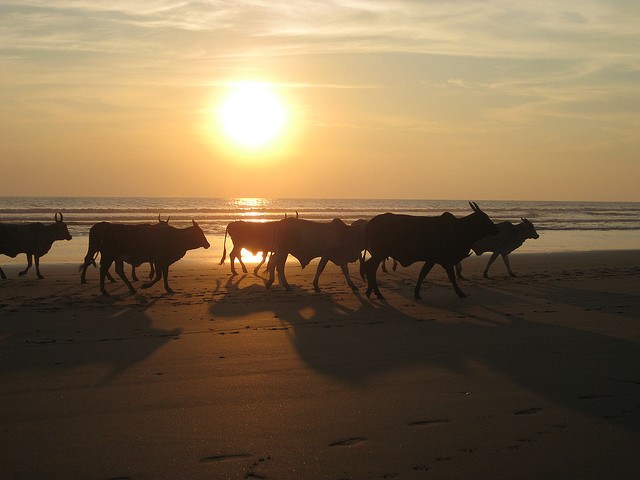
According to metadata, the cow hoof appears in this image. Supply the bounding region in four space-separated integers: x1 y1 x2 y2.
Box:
350 285 359 292
18 272 26 277
510 273 517 277
365 289 372 298
165 289 175 295
141 283 151 289
242 268 248 274
375 293 386 300
483 273 489 279
37 275 44 280
101 291 110 297
265 281 272 290
313 285 321 292
457 274 465 280
414 293 421 300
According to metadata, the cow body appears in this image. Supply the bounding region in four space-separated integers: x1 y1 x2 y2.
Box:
362 203 498 300
455 218 539 278
265 218 367 291
98 221 210 295
219 220 279 275
0 213 72 279
80 218 169 283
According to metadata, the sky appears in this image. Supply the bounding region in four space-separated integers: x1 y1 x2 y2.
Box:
1 1 639 201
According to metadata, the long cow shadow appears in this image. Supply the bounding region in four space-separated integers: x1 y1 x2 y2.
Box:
210 272 640 435
0 281 181 385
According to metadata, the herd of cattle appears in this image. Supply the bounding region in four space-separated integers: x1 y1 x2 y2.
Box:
0 203 540 300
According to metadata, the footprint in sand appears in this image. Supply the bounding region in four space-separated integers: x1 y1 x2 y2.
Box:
199 453 252 462
513 407 543 415
329 437 367 447
409 419 450 427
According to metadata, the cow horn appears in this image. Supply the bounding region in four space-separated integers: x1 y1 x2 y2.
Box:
472 202 480 211
192 219 197 226
468 201 477 212
295 211 299 218
55 212 63 222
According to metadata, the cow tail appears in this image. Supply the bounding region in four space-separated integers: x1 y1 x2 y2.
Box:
219 225 229 265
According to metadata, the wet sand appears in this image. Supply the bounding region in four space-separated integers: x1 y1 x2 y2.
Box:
1 251 639 479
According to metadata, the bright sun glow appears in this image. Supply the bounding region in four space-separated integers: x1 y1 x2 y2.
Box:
218 82 287 150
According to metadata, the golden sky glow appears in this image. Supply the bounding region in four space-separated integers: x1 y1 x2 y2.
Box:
1 2 639 201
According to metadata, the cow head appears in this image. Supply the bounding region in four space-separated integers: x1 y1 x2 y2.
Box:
520 217 540 239
190 220 210 249
468 202 499 237
53 213 72 241
158 214 171 225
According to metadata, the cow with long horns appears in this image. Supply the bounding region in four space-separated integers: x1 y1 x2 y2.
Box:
361 202 498 300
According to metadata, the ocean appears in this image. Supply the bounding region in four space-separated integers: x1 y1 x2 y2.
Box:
1 197 639 264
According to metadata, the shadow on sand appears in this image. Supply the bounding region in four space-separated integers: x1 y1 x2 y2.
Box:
209 270 640 435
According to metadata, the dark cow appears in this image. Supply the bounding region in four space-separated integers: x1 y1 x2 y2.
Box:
98 220 210 295
362 202 498 300
455 218 539 278
265 218 367 292
80 216 170 284
219 220 279 275
0 213 72 279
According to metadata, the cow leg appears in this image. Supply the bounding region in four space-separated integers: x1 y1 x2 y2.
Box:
131 264 139 282
381 258 388 273
106 269 116 283
454 262 464 279
444 264 467 298
276 255 291 291
414 260 435 299
0 266 6 279
392 259 398 271
18 254 33 277
162 265 174 294
312 257 330 292
340 263 358 292
229 246 243 275
253 252 268 275
364 257 385 299
483 252 500 278
142 264 162 289
80 254 93 284
148 261 155 279
34 255 44 279
265 253 277 289
114 260 136 293
502 254 516 277
100 258 114 296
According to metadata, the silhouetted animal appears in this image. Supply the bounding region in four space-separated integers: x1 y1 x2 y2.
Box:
98 220 210 295
0 213 72 279
80 216 170 284
362 202 498 300
266 218 367 292
219 220 279 275
455 218 539 278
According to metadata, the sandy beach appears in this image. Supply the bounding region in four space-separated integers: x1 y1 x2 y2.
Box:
1 250 639 479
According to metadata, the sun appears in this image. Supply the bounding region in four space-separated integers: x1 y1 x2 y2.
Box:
218 82 287 150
